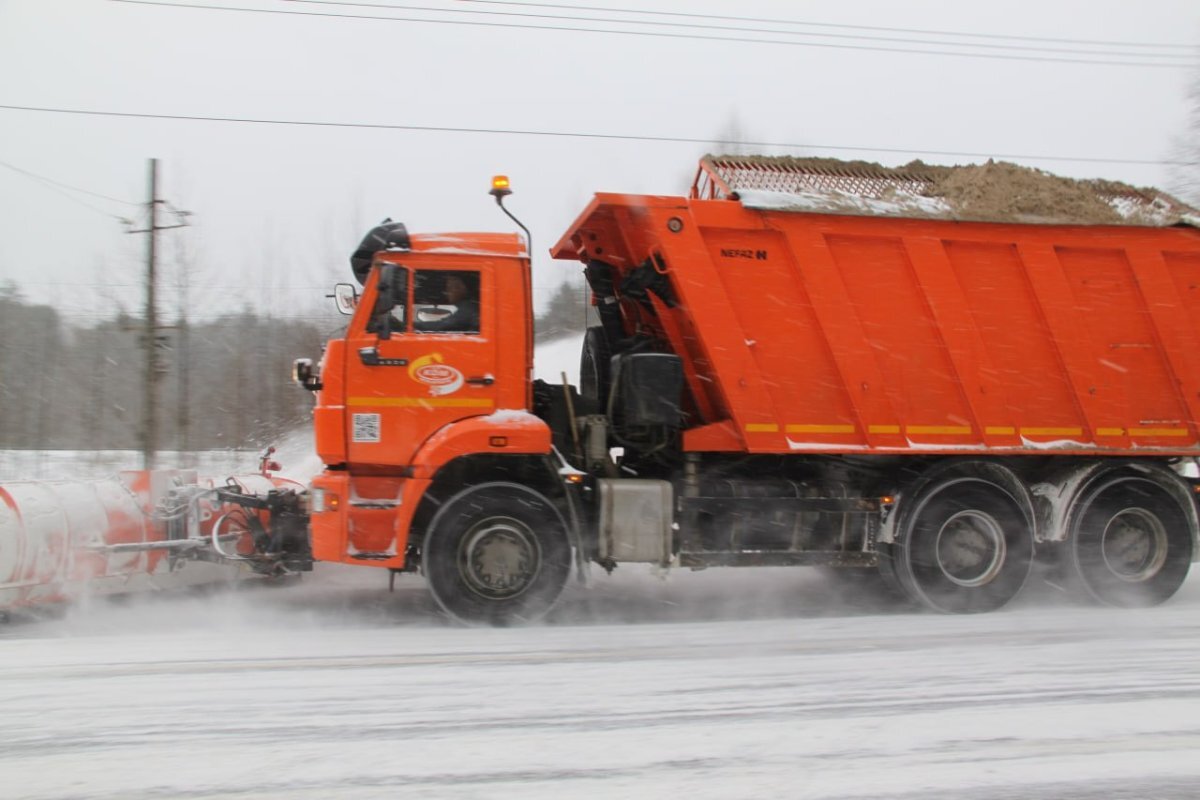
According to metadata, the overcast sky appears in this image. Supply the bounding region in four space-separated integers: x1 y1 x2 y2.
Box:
1 0 1198 322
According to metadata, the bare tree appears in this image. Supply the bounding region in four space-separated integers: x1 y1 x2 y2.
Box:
711 112 759 157
1171 67 1200 205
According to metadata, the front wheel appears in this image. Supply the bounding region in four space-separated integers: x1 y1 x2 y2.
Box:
1068 474 1193 607
422 483 572 625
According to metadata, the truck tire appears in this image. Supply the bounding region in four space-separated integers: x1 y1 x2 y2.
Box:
874 542 914 603
894 475 1033 613
579 326 611 410
1067 473 1193 607
422 483 572 625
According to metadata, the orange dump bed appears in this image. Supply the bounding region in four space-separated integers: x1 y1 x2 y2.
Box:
551 194 1200 455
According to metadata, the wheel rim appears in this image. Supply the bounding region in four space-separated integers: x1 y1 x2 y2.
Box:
934 509 1007 588
1100 507 1169 583
458 516 542 600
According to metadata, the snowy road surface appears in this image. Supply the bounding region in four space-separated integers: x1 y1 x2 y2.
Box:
3 565 1200 800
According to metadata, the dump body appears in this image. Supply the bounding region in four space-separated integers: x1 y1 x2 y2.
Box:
551 194 1200 456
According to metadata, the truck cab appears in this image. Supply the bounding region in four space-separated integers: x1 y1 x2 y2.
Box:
332 231 532 469
303 224 563 593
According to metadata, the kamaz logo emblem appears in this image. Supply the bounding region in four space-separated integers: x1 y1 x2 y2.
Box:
721 249 768 260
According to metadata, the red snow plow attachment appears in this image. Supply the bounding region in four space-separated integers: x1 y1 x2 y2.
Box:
0 466 311 612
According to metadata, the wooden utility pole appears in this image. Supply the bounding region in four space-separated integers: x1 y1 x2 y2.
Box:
129 159 187 469
124 159 187 465
176 245 191 462
143 158 159 469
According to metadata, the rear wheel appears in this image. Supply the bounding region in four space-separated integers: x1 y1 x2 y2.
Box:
895 476 1033 613
579 325 611 410
423 483 571 625
875 542 914 603
1068 474 1193 607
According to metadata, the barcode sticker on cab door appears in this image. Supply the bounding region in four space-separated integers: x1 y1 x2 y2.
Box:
353 413 381 442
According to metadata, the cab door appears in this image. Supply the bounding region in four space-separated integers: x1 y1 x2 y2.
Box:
343 261 498 468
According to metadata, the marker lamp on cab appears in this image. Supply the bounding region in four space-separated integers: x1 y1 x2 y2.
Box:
309 488 340 514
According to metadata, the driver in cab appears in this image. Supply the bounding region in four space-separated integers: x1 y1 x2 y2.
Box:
416 274 479 334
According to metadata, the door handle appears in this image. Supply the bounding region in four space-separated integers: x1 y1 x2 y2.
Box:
358 347 408 367
466 374 495 386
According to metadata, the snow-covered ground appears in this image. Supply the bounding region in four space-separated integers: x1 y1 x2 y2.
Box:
532 334 582 386
2 564 1199 799
0 448 263 483
0 429 324 484
5 333 1200 797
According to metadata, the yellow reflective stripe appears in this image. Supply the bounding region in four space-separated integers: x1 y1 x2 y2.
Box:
785 424 855 434
1128 427 1190 437
1020 427 1083 437
348 396 494 408
743 422 1192 440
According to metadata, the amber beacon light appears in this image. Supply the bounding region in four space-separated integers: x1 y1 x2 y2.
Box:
488 173 530 257
490 174 512 199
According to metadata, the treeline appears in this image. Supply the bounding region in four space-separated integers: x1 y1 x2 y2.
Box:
0 284 330 451
0 279 590 451
534 279 590 344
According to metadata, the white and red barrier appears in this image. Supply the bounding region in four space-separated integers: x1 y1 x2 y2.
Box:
0 469 304 611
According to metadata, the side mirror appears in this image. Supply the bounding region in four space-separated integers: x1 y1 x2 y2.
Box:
374 265 399 312
371 264 406 340
292 358 322 391
332 283 357 315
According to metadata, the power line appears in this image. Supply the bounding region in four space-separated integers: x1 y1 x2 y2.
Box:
0 158 139 221
108 0 1196 68
0 159 139 206
2 102 1195 167
449 0 1199 50
288 0 1198 61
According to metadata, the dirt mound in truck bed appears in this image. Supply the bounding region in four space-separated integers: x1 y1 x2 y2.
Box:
705 154 1198 227
924 160 1124 225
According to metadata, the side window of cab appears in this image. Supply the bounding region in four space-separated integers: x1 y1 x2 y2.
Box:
366 264 409 336
413 270 480 334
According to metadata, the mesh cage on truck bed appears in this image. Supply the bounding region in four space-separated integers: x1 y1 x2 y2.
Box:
691 154 1199 227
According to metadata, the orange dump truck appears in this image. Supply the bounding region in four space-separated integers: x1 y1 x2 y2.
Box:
4 157 1200 622
290 157 1200 622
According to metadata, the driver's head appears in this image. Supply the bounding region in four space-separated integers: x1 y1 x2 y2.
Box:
445 275 469 304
